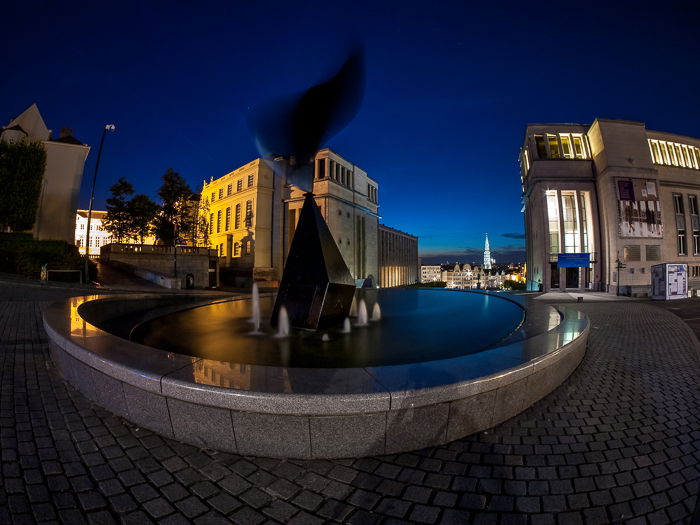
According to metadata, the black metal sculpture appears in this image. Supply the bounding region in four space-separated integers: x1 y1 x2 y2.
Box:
249 45 365 330
271 192 355 330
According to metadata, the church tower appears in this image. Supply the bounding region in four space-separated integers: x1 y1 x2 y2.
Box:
483 233 491 269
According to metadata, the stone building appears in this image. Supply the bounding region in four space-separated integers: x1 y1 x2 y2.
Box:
1 104 90 243
202 149 381 285
521 118 700 295
420 265 442 283
378 225 418 287
75 210 111 256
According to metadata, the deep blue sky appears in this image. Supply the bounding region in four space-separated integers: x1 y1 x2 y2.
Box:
3 1 700 263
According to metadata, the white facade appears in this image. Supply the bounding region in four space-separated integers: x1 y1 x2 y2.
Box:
75 210 112 256
1 104 90 243
420 265 442 283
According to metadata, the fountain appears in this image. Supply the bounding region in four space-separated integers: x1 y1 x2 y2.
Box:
41 48 590 458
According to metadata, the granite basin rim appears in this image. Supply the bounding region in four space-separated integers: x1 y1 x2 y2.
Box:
43 292 589 458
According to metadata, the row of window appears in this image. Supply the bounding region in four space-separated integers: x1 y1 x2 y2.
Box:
623 244 660 262
534 133 591 161
648 139 700 170
77 236 111 248
673 193 700 256
368 184 378 204
217 240 250 257
209 200 253 234
316 158 353 187
78 223 103 231
210 174 255 202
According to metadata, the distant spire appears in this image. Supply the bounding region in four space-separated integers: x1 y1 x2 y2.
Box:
483 233 491 270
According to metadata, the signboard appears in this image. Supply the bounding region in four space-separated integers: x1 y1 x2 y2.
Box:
651 263 688 300
618 180 635 201
557 253 590 268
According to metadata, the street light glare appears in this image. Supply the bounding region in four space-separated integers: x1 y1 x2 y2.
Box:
105 124 116 131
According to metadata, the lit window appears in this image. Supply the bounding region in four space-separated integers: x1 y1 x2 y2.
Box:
217 210 222 233
237 179 242 192
211 192 215 202
571 134 588 159
235 204 241 229
218 188 223 200
546 190 560 254
547 134 561 159
560 134 573 158
245 200 253 227
227 184 232 196
225 207 231 231
247 174 254 187
209 213 214 234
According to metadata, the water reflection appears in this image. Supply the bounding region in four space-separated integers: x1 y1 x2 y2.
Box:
131 289 525 368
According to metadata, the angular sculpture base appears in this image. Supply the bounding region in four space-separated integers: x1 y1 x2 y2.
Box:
272 192 356 330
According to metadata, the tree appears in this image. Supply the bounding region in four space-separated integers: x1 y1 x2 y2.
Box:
103 178 134 242
152 169 193 245
128 194 158 244
0 141 47 231
196 197 210 247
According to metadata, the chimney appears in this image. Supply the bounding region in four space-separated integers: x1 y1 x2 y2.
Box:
59 127 74 138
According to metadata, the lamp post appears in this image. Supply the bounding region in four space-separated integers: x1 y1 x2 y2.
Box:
84 124 116 283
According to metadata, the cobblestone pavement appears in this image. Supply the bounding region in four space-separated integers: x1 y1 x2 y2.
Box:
0 283 698 524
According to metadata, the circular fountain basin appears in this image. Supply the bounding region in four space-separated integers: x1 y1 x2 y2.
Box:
131 289 526 367
43 290 589 458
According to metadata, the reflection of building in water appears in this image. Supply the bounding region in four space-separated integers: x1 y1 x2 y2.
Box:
521 119 700 295
193 360 293 392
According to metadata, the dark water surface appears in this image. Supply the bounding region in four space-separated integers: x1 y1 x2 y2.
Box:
131 289 525 368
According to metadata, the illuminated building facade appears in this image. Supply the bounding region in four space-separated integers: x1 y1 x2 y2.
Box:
75 210 112 256
420 265 442 283
521 118 700 295
202 149 380 284
378 225 418 287
1 104 90 243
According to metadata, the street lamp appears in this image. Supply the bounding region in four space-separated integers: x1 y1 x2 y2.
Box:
84 124 116 283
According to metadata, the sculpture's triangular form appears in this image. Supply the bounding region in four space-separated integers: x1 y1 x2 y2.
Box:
271 192 355 330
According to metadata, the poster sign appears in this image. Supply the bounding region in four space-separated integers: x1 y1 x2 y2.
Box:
618 180 635 201
557 253 590 267
617 178 663 238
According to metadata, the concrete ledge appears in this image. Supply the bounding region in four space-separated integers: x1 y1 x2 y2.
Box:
43 293 589 458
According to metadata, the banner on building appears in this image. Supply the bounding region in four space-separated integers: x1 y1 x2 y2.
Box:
617 178 663 238
557 253 590 268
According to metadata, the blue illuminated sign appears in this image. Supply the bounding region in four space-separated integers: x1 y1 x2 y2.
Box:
557 253 591 267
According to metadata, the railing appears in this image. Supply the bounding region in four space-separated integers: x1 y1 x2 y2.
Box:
101 243 217 257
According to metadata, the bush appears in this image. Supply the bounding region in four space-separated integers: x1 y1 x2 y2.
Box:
503 279 526 291
0 141 47 231
0 233 95 281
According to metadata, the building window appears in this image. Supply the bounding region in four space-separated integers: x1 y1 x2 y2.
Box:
546 190 560 254
561 191 580 253
211 192 215 202
547 134 561 159
646 245 661 261
236 179 242 192
317 158 325 179
218 188 223 200
623 245 641 262
690 195 699 255
227 184 232 196
216 210 222 233
678 230 687 255
209 213 214 234
235 204 241 229
534 135 547 158
247 174 254 187
245 200 253 227
648 139 700 170
225 207 231 231
234 242 240 256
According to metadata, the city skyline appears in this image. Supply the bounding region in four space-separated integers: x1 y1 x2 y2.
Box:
3 2 700 263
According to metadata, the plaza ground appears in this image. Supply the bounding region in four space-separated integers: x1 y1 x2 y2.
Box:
0 278 698 524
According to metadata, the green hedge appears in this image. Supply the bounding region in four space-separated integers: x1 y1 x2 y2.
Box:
0 141 47 231
0 233 95 281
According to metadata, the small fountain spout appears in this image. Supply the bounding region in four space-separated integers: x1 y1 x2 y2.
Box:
341 317 351 334
356 299 368 326
371 302 381 321
276 306 290 338
349 295 358 317
251 282 261 333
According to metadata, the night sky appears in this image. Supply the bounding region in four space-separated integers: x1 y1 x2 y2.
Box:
3 1 700 264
